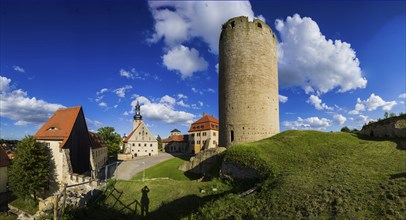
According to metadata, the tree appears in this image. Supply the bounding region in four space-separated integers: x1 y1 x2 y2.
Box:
97 127 122 158
389 112 396 118
157 135 162 152
340 126 350 132
384 112 389 119
9 136 50 201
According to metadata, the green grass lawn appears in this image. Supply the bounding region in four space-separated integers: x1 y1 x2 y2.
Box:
131 155 195 181
194 130 406 219
63 131 406 219
63 154 231 219
9 197 38 215
0 212 16 220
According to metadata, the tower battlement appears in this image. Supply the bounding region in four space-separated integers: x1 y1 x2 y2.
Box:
220 16 277 43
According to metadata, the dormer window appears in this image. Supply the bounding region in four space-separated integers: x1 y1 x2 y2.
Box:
47 127 58 131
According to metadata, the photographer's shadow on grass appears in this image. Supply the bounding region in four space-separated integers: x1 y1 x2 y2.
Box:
141 185 150 217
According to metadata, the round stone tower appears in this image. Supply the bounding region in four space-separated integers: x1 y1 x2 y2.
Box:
219 16 279 147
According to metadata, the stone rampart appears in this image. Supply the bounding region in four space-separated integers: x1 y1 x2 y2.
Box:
360 115 406 138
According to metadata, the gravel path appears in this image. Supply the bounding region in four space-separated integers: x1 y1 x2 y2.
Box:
114 153 175 180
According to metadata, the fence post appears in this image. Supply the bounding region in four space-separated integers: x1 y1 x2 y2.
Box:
53 195 58 220
61 184 67 216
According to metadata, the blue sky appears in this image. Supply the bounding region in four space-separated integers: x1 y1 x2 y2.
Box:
1 0 405 140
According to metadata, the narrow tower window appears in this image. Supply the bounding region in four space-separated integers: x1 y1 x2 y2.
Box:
230 21 235 28
230 130 234 142
257 23 262 28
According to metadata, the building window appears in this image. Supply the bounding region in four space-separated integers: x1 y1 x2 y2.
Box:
139 143 141 146
197 133 200 136
203 132 206 136
150 144 152 147
145 150 147 152
213 132 216 136
144 143 147 147
133 143 135 146
231 130 234 142
138 150 140 152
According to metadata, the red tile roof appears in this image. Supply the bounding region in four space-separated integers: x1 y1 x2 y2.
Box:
34 106 82 148
188 113 219 132
0 148 10 167
89 132 106 149
162 134 188 143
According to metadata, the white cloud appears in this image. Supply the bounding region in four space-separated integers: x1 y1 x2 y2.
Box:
131 95 195 126
13 65 25 73
278 94 288 103
148 1 261 54
0 76 11 91
198 101 204 107
191 104 200 110
276 14 367 94
283 117 331 130
349 93 397 114
177 94 188 100
333 114 347 125
86 118 103 129
215 63 219 74
307 95 333 110
0 76 65 125
399 93 406 99
160 95 176 106
357 114 371 123
120 68 150 80
207 88 215 93
162 45 208 78
114 85 132 98
99 102 107 107
348 102 365 115
177 100 190 108
191 87 204 95
97 88 108 95
120 69 133 79
14 120 29 126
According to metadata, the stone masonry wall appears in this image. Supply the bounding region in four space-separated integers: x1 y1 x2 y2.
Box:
360 115 406 138
219 16 279 147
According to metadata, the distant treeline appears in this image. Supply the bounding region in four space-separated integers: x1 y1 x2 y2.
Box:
0 139 19 145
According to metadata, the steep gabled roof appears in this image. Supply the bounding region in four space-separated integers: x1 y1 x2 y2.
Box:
34 106 82 148
189 113 219 132
0 148 10 167
123 123 141 143
171 129 181 133
89 132 106 149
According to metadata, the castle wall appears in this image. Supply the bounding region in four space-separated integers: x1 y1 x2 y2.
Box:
219 16 279 147
360 115 406 138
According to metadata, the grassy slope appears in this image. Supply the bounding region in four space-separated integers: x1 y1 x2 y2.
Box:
196 130 406 219
131 155 192 181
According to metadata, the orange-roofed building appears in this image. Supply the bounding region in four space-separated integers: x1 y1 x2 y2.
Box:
0 148 10 193
188 113 219 154
123 102 158 157
34 106 91 189
162 129 189 153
